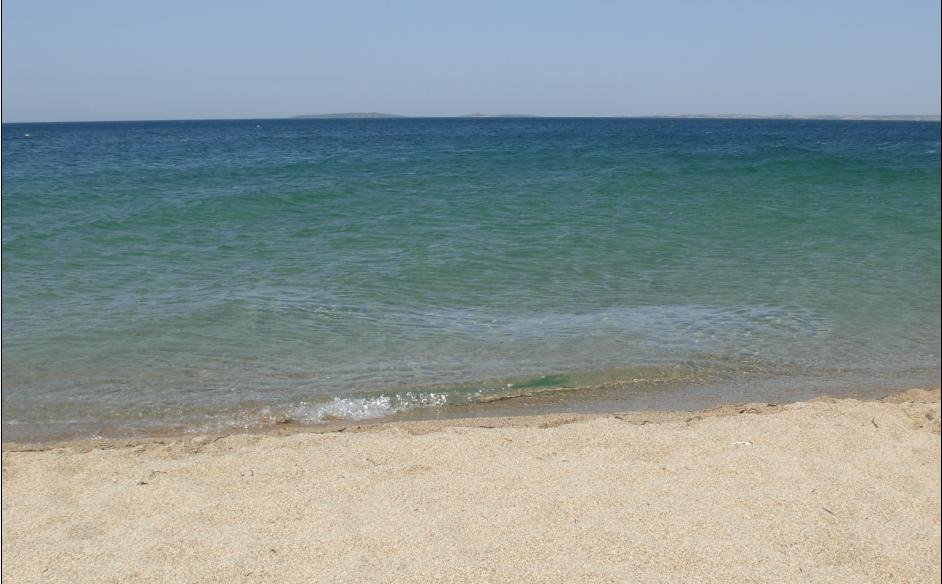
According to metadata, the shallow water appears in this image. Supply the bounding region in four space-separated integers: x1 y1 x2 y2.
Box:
2 118 940 441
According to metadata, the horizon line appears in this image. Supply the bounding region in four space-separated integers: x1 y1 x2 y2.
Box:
3 113 940 124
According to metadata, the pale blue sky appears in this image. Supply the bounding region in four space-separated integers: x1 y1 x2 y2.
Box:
2 0 940 122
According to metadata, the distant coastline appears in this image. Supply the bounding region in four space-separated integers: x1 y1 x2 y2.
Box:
291 112 405 119
289 112 940 121
652 114 941 121
290 112 542 119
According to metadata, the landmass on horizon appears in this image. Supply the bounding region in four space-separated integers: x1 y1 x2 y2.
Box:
290 112 940 121
291 112 405 119
291 112 542 119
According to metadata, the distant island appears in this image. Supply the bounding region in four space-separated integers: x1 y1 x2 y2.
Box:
291 112 404 119
462 113 542 118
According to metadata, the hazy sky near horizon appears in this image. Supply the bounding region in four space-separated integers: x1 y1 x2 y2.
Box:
2 0 940 122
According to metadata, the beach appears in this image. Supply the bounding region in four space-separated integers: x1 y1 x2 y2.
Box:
3 1 940 581
3 388 939 583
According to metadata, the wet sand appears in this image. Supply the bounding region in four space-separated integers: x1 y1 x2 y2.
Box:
2 388 939 583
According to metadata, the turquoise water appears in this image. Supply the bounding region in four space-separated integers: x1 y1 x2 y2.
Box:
2 118 940 441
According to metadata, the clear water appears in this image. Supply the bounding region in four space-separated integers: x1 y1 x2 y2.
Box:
2 118 939 441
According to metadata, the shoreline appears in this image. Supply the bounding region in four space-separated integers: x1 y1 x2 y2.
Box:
3 385 937 453
4 372 935 448
3 388 939 582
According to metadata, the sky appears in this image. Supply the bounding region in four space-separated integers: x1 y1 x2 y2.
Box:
2 0 940 122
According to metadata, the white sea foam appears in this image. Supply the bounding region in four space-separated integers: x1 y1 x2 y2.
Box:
287 391 451 423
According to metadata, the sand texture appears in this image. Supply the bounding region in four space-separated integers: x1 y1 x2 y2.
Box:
3 389 940 583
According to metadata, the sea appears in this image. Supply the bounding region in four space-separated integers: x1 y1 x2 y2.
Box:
2 118 939 442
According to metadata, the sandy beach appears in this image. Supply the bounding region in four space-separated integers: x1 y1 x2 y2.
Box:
2 388 939 583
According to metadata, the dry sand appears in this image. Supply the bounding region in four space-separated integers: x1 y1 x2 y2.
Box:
2 389 940 583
